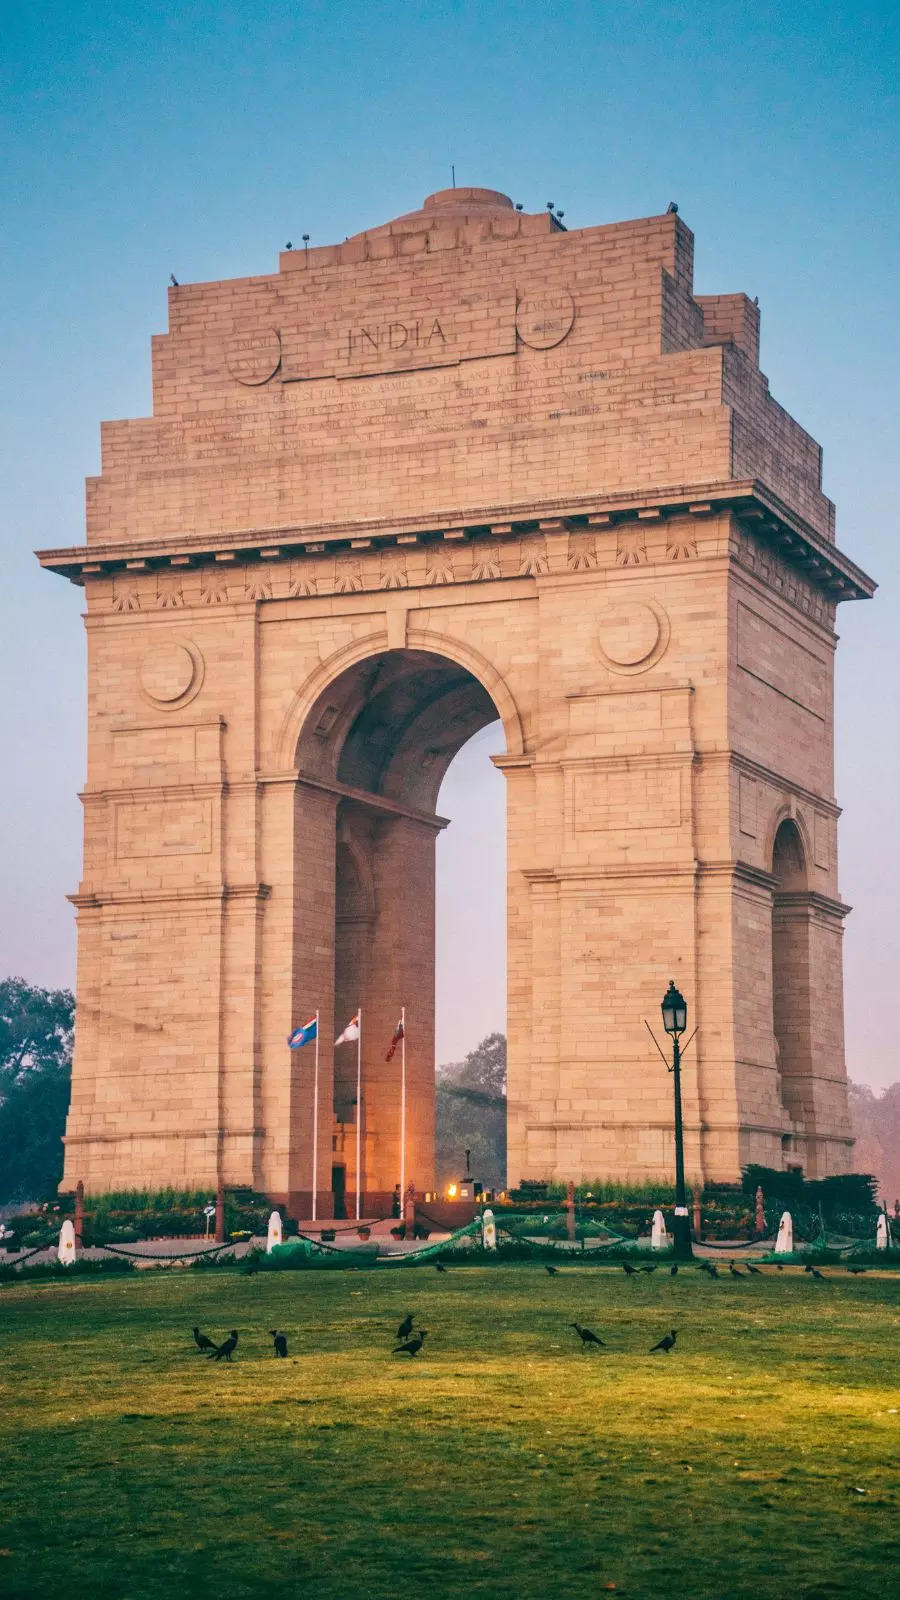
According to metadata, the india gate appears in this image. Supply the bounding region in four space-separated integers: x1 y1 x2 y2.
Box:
39 186 875 1213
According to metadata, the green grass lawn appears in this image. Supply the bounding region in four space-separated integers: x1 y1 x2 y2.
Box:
0 1263 897 1600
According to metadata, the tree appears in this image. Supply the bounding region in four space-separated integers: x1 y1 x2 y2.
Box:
435 1032 506 1189
0 978 74 1202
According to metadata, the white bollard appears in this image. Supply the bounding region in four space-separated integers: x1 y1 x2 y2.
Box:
775 1211 793 1254
651 1209 668 1250
876 1213 888 1251
482 1208 497 1250
58 1219 77 1266
266 1210 283 1253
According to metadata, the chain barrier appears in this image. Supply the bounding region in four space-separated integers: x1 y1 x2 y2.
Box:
1 1243 54 1268
96 1239 238 1262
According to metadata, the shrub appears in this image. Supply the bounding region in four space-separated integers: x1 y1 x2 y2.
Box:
0 1255 134 1285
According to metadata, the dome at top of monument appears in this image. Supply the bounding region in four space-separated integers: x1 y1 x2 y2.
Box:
349 186 517 241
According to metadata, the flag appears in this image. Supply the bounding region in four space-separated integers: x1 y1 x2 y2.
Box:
287 1016 318 1049
385 1017 404 1062
335 1013 360 1046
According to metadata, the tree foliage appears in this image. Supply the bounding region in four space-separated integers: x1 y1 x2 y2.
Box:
435 1032 506 1189
0 978 74 1202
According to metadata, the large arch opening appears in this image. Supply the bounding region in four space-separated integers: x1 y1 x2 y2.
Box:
771 817 813 1146
293 648 507 1215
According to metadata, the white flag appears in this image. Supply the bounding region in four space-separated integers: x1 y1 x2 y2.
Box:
335 1013 360 1046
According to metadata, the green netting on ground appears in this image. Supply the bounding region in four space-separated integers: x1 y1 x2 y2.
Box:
267 1238 381 1269
374 1221 481 1263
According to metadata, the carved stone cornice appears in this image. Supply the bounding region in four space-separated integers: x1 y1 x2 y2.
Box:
36 477 875 603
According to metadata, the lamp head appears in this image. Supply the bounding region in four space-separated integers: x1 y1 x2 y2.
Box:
661 980 687 1036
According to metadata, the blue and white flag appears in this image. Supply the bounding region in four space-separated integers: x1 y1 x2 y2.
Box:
287 1016 318 1049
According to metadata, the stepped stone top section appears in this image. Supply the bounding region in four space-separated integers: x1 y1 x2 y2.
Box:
38 184 873 603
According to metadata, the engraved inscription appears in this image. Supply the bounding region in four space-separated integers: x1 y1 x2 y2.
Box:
345 319 446 361
516 290 575 349
225 327 282 386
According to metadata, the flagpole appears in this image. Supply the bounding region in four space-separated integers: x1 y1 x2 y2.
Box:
399 1004 406 1210
311 1009 320 1224
355 1007 362 1222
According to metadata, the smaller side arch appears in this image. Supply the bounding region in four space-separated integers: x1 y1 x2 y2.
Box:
763 801 813 881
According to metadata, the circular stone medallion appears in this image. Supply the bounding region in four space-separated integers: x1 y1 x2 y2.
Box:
596 599 670 674
225 326 282 386
139 641 203 706
516 289 575 349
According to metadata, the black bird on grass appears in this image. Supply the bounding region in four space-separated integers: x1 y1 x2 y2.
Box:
729 1262 745 1278
569 1322 605 1350
701 1261 720 1278
192 1326 216 1352
396 1312 415 1341
393 1329 427 1357
210 1331 239 1362
434 1263 448 1273
670 1264 678 1276
650 1329 677 1354
545 1264 560 1276
746 1263 763 1276
241 1258 260 1277
806 1265 826 1281
641 1263 657 1274
622 1261 638 1277
847 1266 867 1275
269 1330 288 1358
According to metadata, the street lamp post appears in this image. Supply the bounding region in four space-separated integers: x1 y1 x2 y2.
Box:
661 980 693 1260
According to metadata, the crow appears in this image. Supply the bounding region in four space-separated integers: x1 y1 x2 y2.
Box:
545 1264 559 1276
702 1262 720 1279
192 1326 216 1352
210 1331 239 1361
808 1266 826 1281
569 1322 605 1350
774 1263 784 1271
650 1329 677 1354
670 1264 678 1276
622 1262 638 1276
746 1263 763 1276
241 1258 259 1277
269 1330 288 1358
641 1264 657 1274
434 1263 448 1273
847 1266 867 1275
396 1312 415 1341
393 1330 427 1357
729 1262 745 1278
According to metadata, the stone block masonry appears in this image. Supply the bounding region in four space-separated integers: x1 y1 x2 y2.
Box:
39 185 875 1207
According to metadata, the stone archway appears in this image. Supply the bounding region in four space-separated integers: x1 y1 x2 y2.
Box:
287 647 505 1213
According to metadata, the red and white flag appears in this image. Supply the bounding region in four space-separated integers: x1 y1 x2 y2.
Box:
385 1018 404 1061
335 1013 360 1046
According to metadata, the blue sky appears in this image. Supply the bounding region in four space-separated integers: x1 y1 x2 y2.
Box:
1 1 898 1079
